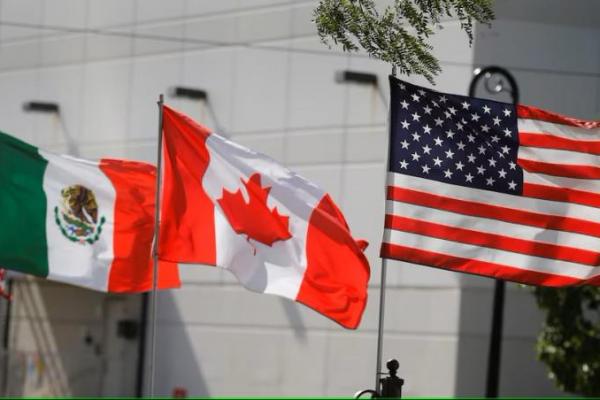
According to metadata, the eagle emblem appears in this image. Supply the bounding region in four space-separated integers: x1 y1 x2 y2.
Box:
54 185 105 244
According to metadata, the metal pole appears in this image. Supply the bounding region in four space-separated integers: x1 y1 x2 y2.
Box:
374 258 388 392
468 66 519 398
485 280 505 397
374 65 397 394
147 94 165 397
1 279 13 397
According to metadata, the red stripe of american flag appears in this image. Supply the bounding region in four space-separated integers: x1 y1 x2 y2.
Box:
381 243 584 286
388 186 600 239
385 215 600 266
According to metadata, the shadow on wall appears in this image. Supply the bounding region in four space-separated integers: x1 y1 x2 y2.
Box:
153 291 209 397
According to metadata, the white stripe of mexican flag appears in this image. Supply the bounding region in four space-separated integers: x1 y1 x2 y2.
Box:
41 150 117 290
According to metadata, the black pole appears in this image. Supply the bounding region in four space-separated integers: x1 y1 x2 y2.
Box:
1 279 12 396
468 66 519 398
135 292 149 397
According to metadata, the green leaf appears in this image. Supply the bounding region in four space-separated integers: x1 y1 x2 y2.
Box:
313 0 494 83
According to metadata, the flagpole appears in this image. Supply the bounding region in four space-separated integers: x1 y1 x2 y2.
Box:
374 257 388 391
148 93 165 397
373 65 397 394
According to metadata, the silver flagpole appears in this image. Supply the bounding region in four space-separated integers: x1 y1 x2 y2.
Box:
374 257 388 391
374 65 397 394
148 93 165 397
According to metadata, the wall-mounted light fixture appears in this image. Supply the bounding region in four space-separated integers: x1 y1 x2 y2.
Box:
23 101 60 113
335 70 386 106
335 70 379 86
169 86 208 101
168 85 227 136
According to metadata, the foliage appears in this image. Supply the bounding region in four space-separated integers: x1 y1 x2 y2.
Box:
313 0 494 83
533 286 600 396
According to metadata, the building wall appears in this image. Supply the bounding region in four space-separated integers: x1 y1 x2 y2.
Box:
0 0 596 396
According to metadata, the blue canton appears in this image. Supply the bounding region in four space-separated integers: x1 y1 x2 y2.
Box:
389 76 524 195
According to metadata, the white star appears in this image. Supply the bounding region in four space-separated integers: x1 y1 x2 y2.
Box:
439 95 447 104
491 135 500 143
498 169 507 178
448 106 457 115
399 160 408 169
455 161 465 171
501 145 510 154
467 134 476 143
503 128 512 137
456 122 464 131
411 93 420 102
467 154 476 163
399 83 406 90
482 105 491 114
478 145 486 154
445 149 455 159
412 112 421 122
411 151 421 161
444 110 452 119
422 144 432 155
486 177 495 186
423 125 432 134
461 101 470 110
509 161 517 170
457 141 466 151
465 173 474 183
431 100 439 108
444 169 453 178
418 89 426 96
401 120 410 129
508 180 517 190
481 124 490 133
412 132 421 141
477 165 486 175
503 108 512 117
493 116 501 126
434 137 444 146
421 164 431 174
434 117 444 126
488 158 497 167
400 100 409 109
497 151 505 159
471 113 480 122
423 105 432 115
446 130 456 139
433 157 443 167
400 140 410 149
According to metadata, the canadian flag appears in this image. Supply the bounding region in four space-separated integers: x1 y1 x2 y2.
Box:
158 105 370 329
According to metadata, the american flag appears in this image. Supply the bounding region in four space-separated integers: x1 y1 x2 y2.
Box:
381 75 600 286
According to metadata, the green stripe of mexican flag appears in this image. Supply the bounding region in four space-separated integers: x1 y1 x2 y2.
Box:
0 131 180 292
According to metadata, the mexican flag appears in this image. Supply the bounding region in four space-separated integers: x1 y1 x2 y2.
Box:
0 131 180 292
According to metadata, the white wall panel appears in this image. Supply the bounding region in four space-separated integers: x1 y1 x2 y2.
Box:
80 60 133 143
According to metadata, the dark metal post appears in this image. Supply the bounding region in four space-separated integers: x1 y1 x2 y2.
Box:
1 279 12 396
135 292 149 397
468 66 519 398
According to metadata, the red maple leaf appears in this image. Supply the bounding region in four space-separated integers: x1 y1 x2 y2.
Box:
217 173 292 247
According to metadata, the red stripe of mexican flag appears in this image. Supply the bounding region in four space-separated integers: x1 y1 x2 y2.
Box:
0 131 179 292
158 105 370 329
